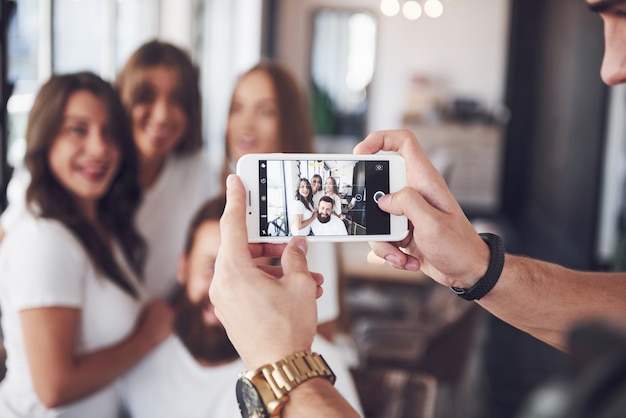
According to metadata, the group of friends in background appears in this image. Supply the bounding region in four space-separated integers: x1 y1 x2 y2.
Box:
0 41 363 417
291 174 348 236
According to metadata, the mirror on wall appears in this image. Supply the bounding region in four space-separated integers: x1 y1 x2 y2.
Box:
310 9 377 142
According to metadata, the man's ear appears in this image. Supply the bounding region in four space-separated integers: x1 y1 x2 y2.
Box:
177 253 189 285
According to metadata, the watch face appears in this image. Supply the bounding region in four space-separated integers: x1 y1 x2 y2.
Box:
236 377 270 418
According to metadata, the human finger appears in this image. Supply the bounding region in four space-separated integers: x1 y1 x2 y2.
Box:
220 175 253 257
280 237 310 277
353 130 428 179
356 131 456 210
256 265 324 298
257 264 324 285
249 243 287 259
369 240 421 271
380 187 487 286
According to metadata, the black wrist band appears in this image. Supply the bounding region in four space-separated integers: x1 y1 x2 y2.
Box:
450 232 505 301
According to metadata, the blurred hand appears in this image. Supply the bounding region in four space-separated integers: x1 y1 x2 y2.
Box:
135 299 175 348
210 175 323 370
354 129 490 290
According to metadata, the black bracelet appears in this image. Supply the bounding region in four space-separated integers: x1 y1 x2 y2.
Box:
450 233 505 301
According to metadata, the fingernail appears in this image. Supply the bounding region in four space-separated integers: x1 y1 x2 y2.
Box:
293 237 308 253
226 174 235 188
405 259 420 271
378 194 391 206
385 254 401 268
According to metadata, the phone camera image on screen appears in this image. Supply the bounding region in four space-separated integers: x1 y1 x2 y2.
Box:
258 159 391 237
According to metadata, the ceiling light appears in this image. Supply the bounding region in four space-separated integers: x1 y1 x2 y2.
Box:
402 0 422 20
380 0 400 17
424 0 444 18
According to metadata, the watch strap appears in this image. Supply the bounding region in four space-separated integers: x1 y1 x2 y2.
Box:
450 232 505 301
242 350 336 416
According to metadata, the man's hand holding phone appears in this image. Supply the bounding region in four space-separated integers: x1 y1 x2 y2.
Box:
353 129 491 291
209 174 323 370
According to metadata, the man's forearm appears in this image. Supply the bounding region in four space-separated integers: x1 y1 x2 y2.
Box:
478 254 626 351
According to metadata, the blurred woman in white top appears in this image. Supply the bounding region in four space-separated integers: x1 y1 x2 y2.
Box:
0 72 173 418
222 61 341 340
115 40 219 298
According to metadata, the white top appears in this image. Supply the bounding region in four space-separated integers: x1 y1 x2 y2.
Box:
120 334 363 418
0 152 219 300
136 152 219 299
0 213 144 418
307 242 340 323
326 194 343 215
0 163 29 232
312 190 324 210
311 216 348 236
289 199 314 236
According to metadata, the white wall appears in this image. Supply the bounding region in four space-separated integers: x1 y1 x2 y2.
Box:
160 0 263 167
278 0 511 132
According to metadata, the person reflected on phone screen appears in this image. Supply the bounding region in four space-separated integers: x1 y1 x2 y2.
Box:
310 196 348 236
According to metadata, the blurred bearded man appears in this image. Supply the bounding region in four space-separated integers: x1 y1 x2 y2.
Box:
120 195 362 418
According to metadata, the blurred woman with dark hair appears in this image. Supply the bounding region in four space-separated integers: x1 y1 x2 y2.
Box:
115 40 219 299
222 61 342 342
0 72 173 417
222 60 314 183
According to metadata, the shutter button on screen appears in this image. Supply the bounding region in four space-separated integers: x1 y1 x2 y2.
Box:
373 191 385 203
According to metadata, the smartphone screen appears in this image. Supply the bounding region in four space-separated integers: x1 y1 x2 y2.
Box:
257 158 393 238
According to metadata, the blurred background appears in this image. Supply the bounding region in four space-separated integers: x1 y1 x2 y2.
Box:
1 0 623 417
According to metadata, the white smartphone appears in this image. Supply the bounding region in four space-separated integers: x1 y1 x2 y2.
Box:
236 153 409 243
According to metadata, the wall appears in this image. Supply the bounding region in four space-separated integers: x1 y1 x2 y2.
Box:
277 0 511 132
160 0 263 168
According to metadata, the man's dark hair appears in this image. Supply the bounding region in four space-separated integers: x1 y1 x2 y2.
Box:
183 194 227 254
319 195 334 209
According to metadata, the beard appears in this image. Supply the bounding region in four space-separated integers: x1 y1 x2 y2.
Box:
318 212 331 224
174 290 239 365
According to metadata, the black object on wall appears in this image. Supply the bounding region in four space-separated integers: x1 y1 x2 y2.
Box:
261 0 280 59
474 3 608 418
501 0 608 270
0 0 16 212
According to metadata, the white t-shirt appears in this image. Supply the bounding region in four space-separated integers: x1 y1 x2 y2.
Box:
0 163 29 232
0 213 144 418
311 216 348 236
307 242 340 324
120 334 363 418
0 152 219 300
312 190 324 210
136 152 219 298
289 199 314 236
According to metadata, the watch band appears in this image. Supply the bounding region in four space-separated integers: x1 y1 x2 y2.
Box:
240 351 336 417
450 232 505 301
253 351 336 399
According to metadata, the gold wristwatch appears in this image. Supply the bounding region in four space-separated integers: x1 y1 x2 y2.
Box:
235 351 336 418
